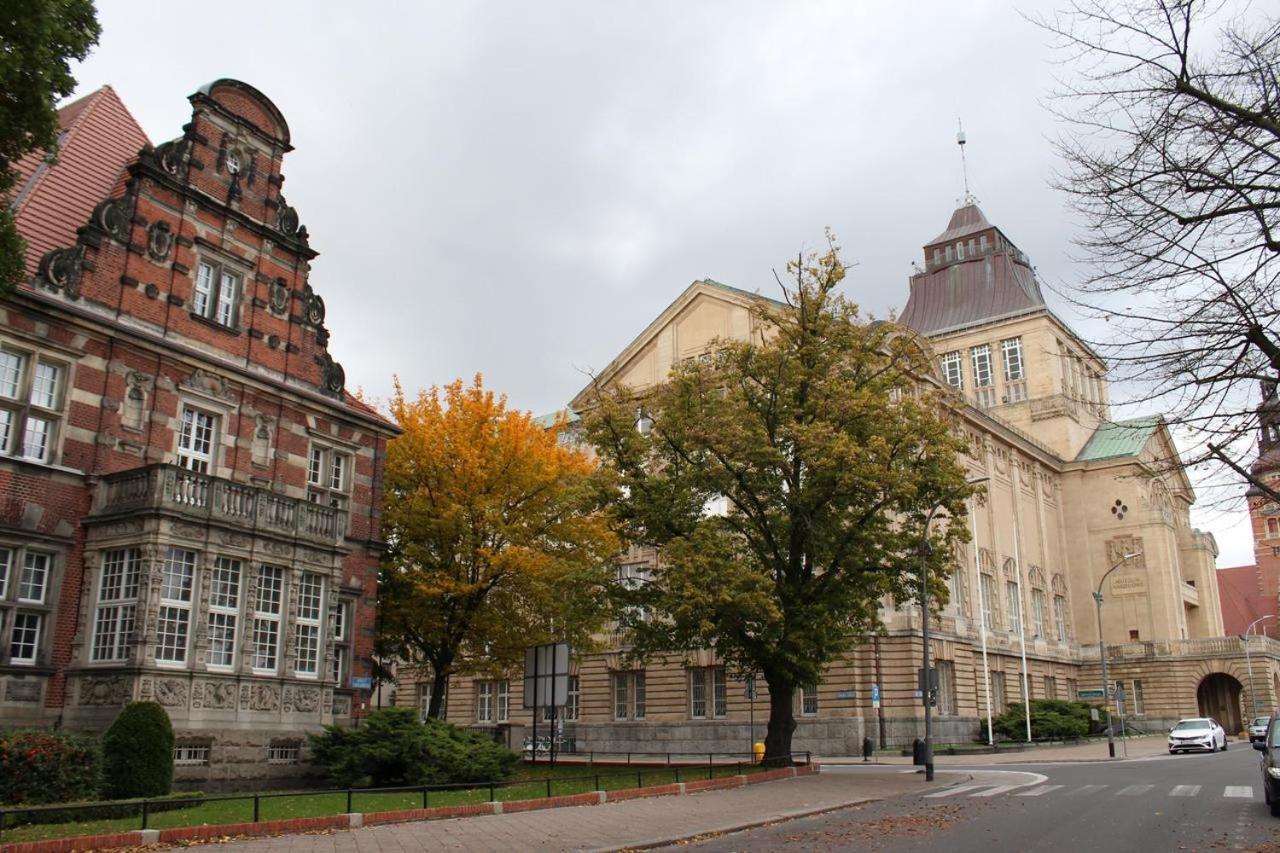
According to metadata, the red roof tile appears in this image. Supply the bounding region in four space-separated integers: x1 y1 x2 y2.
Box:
10 85 150 275
1217 564 1269 637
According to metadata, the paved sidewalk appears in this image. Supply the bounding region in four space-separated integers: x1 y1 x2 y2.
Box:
176 770 936 853
824 734 1171 766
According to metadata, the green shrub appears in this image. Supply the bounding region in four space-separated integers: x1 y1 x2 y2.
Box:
994 699 1091 741
308 707 520 787
0 730 102 805
102 702 175 799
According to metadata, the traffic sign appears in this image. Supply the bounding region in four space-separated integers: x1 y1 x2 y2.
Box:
836 690 856 700
870 683 881 702
1077 688 1105 700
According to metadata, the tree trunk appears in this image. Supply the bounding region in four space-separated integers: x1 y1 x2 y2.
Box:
763 674 797 766
427 666 451 720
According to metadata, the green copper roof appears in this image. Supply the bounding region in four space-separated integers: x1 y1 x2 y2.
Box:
532 409 581 430
700 278 788 309
1075 417 1161 462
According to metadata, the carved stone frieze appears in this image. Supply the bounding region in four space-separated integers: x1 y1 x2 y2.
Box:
249 683 280 712
171 521 207 540
155 679 189 707
194 680 238 710
284 686 321 714
181 368 236 402
218 530 252 548
262 540 293 558
79 676 131 706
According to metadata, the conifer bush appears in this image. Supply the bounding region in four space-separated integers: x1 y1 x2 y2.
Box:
993 699 1092 741
102 701 175 798
309 706 520 787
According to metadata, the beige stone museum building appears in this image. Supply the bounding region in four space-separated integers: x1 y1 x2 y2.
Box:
397 203 1279 754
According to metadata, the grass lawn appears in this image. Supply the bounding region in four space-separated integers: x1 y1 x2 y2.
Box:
0 762 761 844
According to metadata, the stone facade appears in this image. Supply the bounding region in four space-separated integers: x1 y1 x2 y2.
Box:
0 80 398 783
397 204 1269 750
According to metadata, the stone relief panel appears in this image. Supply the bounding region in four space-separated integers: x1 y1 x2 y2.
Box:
284 686 321 713
79 676 132 706
155 679 189 708
193 680 239 710
248 684 280 712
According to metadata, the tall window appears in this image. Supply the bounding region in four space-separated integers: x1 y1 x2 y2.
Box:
207 557 241 669
980 572 998 630
156 548 195 665
613 671 646 719
307 444 351 508
419 680 448 721
1031 589 1047 638
1044 675 1058 700
1266 518 1279 539
937 661 957 715
177 406 218 473
971 345 994 406
193 260 241 327
689 667 727 719
91 549 140 662
295 572 324 677
1 547 54 666
799 683 819 717
1132 679 1145 715
475 680 510 723
252 566 284 672
1006 580 1021 634
1053 594 1068 642
992 671 1007 712
0 346 65 463
1001 338 1027 403
543 673 581 722
330 599 349 684
940 352 963 390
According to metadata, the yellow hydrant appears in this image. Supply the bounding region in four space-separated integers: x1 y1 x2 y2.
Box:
753 741 766 764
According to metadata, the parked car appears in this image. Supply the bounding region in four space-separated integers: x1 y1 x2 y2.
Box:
1167 717 1227 753
1253 717 1280 816
1251 716 1271 745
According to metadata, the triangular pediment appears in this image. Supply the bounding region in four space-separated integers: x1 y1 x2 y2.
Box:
568 280 776 411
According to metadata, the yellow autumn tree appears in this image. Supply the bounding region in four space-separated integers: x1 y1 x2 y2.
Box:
379 376 617 719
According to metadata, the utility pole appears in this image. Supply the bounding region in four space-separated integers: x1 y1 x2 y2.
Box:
1093 552 1138 759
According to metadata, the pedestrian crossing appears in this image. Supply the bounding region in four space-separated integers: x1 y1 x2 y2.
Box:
924 783 1255 801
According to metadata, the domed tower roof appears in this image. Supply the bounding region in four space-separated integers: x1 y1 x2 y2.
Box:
899 203 1047 336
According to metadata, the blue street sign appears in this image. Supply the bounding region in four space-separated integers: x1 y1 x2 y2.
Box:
836 690 857 700
351 676 373 690
870 683 881 703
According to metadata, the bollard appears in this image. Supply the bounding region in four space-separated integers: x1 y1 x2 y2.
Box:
253 794 260 823
141 799 150 830
346 789 353 814
423 786 428 809
546 778 552 798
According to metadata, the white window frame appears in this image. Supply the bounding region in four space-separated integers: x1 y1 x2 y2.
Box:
207 557 241 670
980 573 997 630
18 552 50 603
156 547 195 666
9 611 41 664
475 679 510 723
799 683 818 717
251 566 285 673
0 344 67 463
689 667 727 720
267 743 300 765
330 599 349 684
1006 579 1021 635
294 572 324 677
940 352 963 390
1053 594 1068 642
193 259 242 327
971 345 993 387
307 443 351 508
613 671 645 720
91 548 140 662
1031 588 1047 638
177 406 219 473
173 745 210 766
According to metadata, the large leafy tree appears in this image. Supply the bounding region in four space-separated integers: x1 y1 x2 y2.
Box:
1037 0 1280 504
379 376 617 719
0 0 100 293
583 238 975 764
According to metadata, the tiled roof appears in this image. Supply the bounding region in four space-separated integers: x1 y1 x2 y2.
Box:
1216 564 1267 638
1075 417 1161 462
10 86 150 275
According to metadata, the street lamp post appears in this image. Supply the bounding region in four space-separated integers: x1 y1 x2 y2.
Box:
920 477 987 783
1244 616 1274 718
1093 552 1139 759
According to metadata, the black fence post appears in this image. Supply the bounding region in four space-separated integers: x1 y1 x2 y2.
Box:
141 799 150 830
626 751 631 765
594 773 600 791
346 789 353 814
674 766 681 784
488 783 495 803
666 752 671 767
546 778 552 799
637 770 642 789
708 754 713 780
253 794 260 823
423 786 428 810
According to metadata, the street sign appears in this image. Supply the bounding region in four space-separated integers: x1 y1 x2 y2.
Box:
350 676 372 690
1077 688 1105 700
836 690 856 700
744 677 757 701
871 683 881 709
523 643 570 708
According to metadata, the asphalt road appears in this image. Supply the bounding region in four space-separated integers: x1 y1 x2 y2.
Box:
665 743 1280 852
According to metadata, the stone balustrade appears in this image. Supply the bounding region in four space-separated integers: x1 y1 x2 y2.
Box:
90 463 346 548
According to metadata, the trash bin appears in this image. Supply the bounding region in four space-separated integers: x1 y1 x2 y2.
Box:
912 738 924 765
753 741 766 764
862 736 873 762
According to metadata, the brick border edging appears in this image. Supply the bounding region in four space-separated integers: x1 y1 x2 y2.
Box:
0 764 818 853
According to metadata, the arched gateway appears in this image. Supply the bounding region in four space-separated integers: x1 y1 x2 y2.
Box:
1197 673 1244 734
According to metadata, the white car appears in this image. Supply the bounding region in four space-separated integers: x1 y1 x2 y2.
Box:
1168 717 1227 754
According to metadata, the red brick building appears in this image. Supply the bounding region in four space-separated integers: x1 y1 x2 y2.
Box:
1217 381 1280 639
1 79 398 784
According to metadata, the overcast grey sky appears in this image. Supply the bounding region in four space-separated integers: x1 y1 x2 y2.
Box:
67 0 1254 565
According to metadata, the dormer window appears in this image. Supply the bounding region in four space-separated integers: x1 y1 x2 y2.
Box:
193 260 241 327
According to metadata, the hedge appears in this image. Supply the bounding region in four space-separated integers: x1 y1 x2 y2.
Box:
0 730 102 806
102 702 175 799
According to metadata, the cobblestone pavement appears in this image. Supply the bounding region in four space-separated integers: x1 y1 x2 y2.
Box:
177 770 934 853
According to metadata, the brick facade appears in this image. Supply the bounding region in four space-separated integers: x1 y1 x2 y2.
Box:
0 79 398 784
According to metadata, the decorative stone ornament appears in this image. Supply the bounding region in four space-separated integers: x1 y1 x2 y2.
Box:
147 220 174 261
153 138 190 176
302 284 325 325
320 352 345 396
37 245 84 299
276 196 300 236
269 278 290 314
93 197 134 243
